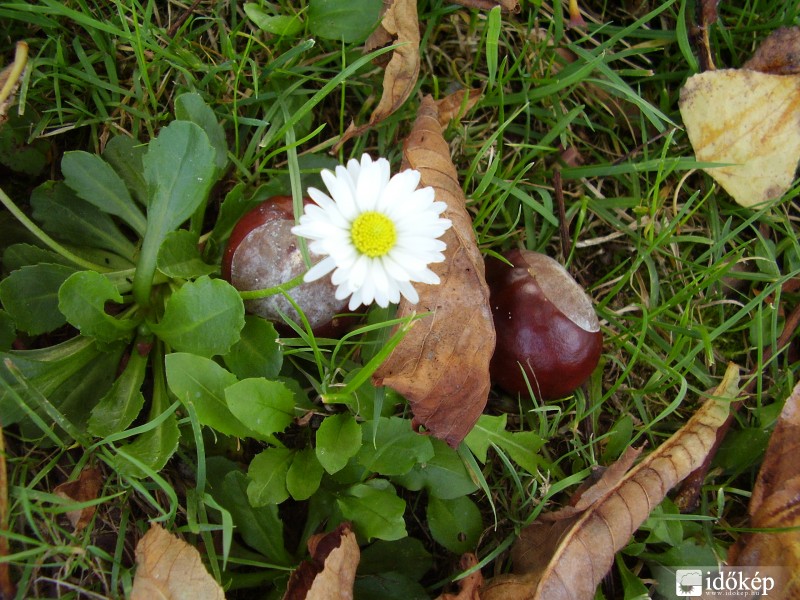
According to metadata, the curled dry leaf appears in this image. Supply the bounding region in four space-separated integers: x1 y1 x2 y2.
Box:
283 522 360 600
434 89 481 127
679 68 800 208
435 553 483 600
481 363 741 600
372 94 496 448
728 381 800 596
130 523 225 600
53 465 104 533
336 0 419 148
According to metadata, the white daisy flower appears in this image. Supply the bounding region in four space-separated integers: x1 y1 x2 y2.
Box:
290 154 452 310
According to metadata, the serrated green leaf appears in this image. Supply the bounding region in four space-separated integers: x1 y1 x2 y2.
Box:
116 412 180 478
393 437 478 499
134 120 216 306
102 135 147 206
353 574 430 600
244 3 304 37
0 263 75 335
426 496 483 554
61 151 146 237
286 448 323 501
222 316 282 380
247 447 293 506
3 243 75 271
164 352 255 439
225 378 294 440
88 345 147 437
30 181 138 258
157 230 217 279
336 479 406 541
307 0 381 43
174 93 228 171
150 276 244 357
464 413 507 463
58 271 137 343
316 413 362 474
357 417 434 476
359 538 432 581
495 429 546 475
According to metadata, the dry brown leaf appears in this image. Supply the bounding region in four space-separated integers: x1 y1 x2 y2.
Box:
0 41 28 122
435 554 483 600
53 465 103 534
447 0 520 12
728 381 800 595
481 363 741 600
743 27 800 75
435 89 481 127
130 523 225 600
336 0 419 148
679 68 800 208
372 94 496 448
283 522 359 600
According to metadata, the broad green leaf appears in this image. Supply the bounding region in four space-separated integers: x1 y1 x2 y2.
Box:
353 574 429 600
244 3 304 37
0 264 75 335
359 538 432 581
102 134 147 206
133 121 216 306
426 495 483 554
315 413 362 474
58 271 137 343
247 447 293 506
206 458 293 566
286 448 323 501
225 378 294 440
157 230 217 279
0 310 14 351
88 345 147 437
61 151 146 237
3 243 75 271
30 181 137 257
464 413 507 463
116 412 180 478
307 0 381 43
174 92 228 170
393 437 478 499
357 417 434 476
149 276 244 357
164 352 254 439
222 316 283 380
336 479 407 541
0 336 101 425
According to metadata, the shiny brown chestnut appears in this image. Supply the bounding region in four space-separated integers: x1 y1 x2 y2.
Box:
486 249 602 400
223 196 349 334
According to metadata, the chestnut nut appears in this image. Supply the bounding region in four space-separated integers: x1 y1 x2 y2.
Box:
222 196 349 334
487 249 602 400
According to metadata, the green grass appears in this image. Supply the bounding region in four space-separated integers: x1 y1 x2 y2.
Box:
1 0 799 598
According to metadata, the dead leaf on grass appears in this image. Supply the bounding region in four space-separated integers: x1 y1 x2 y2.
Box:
679 68 800 208
336 0 419 148
283 522 359 600
53 465 104 534
743 27 800 75
728 380 800 595
481 363 740 600
130 522 225 600
434 553 483 600
434 89 481 127
372 93 496 448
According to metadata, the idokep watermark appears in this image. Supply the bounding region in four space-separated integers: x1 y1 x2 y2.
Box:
669 566 787 598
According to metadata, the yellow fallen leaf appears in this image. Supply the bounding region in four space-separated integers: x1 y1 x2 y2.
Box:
679 68 800 208
131 523 225 600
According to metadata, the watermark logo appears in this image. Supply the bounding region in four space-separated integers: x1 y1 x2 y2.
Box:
670 567 782 598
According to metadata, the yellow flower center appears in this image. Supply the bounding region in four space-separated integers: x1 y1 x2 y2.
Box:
350 211 397 257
